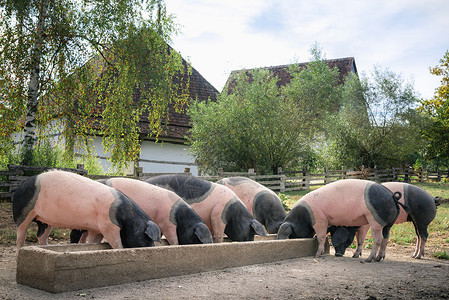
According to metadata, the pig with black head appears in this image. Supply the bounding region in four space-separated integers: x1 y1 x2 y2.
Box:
277 179 404 262
216 177 287 234
145 175 266 243
330 182 440 259
12 170 161 256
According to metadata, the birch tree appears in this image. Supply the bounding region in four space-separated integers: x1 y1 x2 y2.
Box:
0 0 188 167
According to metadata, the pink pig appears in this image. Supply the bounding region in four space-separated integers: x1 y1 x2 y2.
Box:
12 170 161 255
277 179 403 262
216 177 286 234
96 178 213 245
351 182 439 259
146 175 266 243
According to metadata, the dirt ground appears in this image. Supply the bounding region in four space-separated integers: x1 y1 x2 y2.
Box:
1 205 449 300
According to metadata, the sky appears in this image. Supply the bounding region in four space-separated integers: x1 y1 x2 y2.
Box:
165 0 449 100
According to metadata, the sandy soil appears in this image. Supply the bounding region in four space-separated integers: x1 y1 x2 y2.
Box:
1 205 449 300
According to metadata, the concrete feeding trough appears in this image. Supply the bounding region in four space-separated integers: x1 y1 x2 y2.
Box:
16 235 329 293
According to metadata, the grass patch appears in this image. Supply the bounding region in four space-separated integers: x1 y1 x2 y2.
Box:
432 250 449 260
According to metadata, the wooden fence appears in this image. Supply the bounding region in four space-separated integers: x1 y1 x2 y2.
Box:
1 164 448 204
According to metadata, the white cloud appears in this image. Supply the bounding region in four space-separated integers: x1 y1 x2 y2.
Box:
166 0 449 98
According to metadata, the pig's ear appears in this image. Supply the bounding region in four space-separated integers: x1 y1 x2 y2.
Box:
251 219 267 236
145 221 161 242
277 222 292 239
195 223 213 244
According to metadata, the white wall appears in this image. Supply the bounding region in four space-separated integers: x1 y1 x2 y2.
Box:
139 140 198 175
11 119 197 175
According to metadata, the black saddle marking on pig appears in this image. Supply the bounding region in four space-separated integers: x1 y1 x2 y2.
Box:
172 199 213 244
277 201 315 239
12 175 40 226
364 182 399 229
97 178 111 186
146 175 213 204
223 198 266 241
253 191 287 234
404 184 438 242
109 189 161 247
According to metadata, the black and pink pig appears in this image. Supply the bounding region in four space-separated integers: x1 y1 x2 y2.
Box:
216 177 287 234
12 170 161 256
145 175 266 243
330 182 440 259
277 179 404 262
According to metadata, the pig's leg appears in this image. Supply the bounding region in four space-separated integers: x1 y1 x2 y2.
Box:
353 224 369 258
79 231 88 243
313 224 329 258
210 207 225 243
37 225 52 246
16 213 37 256
365 223 383 262
412 237 422 258
412 222 428 259
211 219 225 243
98 224 123 248
87 232 104 244
376 237 389 261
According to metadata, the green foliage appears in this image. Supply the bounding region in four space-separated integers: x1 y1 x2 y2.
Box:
432 250 449 260
189 45 342 174
189 69 307 174
277 193 292 212
419 50 449 161
282 44 342 136
321 66 425 169
0 0 187 169
1 142 104 175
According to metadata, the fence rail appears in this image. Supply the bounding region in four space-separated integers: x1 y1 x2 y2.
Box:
1 165 448 203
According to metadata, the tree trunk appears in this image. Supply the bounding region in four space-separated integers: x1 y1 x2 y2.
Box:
22 0 48 165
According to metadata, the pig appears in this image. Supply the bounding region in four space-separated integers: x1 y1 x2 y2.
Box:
12 170 161 255
89 178 213 245
327 226 359 257
145 174 267 243
331 182 441 259
276 179 404 262
216 177 287 234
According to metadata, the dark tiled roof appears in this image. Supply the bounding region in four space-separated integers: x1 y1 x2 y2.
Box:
82 52 219 143
224 57 357 93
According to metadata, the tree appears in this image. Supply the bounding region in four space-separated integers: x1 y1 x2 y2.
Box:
188 46 343 174
322 66 425 169
282 44 342 137
0 0 188 168
189 69 307 174
418 50 449 162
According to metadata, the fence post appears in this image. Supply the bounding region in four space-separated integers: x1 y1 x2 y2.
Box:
418 167 423 182
248 168 255 176
404 168 409 183
437 168 442 182
426 169 429 182
218 168 224 178
392 167 396 181
324 167 329 184
304 169 310 189
342 167 347 179
280 175 286 193
277 167 283 175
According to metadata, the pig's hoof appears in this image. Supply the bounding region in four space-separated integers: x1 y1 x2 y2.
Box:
335 253 343 257
364 257 373 263
352 253 360 258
